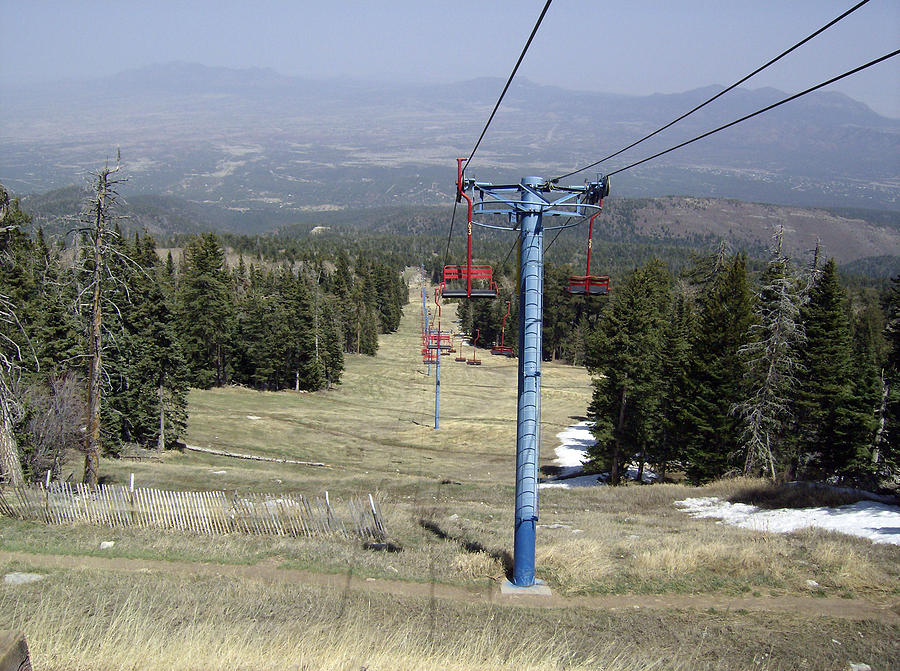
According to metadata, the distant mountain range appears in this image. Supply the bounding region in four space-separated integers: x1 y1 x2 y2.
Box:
1 62 898 214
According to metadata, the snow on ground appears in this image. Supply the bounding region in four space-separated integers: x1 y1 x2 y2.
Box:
675 497 900 546
543 425 900 545
539 421 655 489
540 473 605 489
550 421 594 476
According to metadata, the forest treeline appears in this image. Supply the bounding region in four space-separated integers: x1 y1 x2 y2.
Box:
462 235 899 487
0 189 407 484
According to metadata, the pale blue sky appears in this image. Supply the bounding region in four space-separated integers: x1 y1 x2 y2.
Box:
2 0 898 116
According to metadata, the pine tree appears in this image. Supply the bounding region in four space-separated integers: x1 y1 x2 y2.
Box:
845 297 886 482
290 271 324 390
107 234 188 449
682 253 755 483
655 292 696 480
792 259 864 480
586 259 671 484
321 297 344 388
880 275 900 476
177 233 233 387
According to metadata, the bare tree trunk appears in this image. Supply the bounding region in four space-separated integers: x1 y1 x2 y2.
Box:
83 209 103 487
156 383 165 451
82 156 121 487
215 341 223 387
636 447 645 483
314 271 320 365
765 433 777 482
611 385 627 486
0 380 24 487
872 367 888 467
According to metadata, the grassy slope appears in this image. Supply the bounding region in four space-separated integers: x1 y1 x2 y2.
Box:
2 279 899 670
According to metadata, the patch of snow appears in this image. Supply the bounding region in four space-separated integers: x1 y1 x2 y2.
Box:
4 572 44 585
210 470 227 475
246 415 261 420
540 473 604 489
99 541 115 550
540 421 657 488
675 497 900 546
551 421 595 476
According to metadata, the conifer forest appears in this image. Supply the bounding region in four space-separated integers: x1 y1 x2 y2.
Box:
0 184 408 485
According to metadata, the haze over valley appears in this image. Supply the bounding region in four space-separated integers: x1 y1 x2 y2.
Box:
3 62 899 215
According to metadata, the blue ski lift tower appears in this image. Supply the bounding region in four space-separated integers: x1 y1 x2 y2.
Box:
464 173 608 590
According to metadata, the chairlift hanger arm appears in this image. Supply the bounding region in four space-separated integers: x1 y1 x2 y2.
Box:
466 178 607 225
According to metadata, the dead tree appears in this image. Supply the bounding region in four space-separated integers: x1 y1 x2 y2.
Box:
0 350 25 488
80 153 125 487
0 186 28 487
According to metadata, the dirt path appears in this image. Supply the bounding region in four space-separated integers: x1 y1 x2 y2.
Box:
4 550 898 625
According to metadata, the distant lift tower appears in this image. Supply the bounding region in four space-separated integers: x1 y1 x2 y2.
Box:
466 173 608 589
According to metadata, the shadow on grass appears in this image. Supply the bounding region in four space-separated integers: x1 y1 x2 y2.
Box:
417 518 513 580
727 481 894 510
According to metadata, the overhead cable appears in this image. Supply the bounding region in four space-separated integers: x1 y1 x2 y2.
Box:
464 0 553 173
444 0 553 267
552 0 873 183
604 49 899 177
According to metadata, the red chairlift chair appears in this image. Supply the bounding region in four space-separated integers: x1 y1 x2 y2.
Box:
426 289 453 351
490 300 515 357
567 185 611 297
441 159 499 300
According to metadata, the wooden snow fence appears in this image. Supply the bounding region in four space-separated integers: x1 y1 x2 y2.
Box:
0 483 386 540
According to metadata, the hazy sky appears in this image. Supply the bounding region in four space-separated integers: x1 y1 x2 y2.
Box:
2 0 899 117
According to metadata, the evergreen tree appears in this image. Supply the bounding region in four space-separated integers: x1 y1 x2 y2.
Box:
849 301 886 483
289 271 324 390
881 275 900 476
321 297 344 388
792 259 867 480
655 293 696 480
586 259 671 484
177 233 233 387
682 253 754 483
106 234 188 448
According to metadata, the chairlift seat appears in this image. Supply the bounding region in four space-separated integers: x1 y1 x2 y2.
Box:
567 275 610 296
441 264 498 299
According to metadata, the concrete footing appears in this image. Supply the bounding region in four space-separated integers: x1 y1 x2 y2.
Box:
500 578 551 596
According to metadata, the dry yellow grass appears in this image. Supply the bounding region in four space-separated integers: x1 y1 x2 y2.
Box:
536 538 615 592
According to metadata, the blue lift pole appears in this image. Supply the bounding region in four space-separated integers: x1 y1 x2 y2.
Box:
513 177 543 586
464 174 607 591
